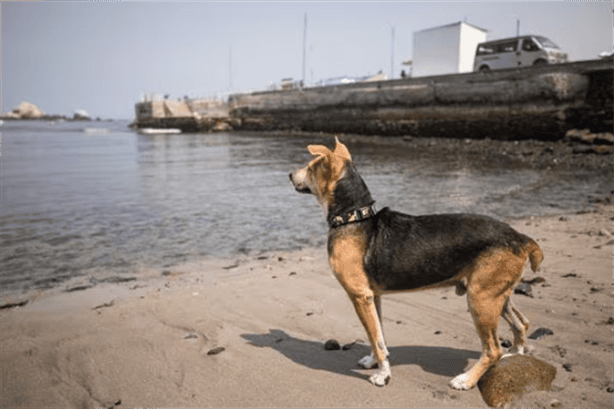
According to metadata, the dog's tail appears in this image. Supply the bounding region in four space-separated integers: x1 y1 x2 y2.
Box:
526 239 544 273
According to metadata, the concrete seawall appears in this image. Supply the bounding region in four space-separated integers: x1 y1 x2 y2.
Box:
229 59 612 140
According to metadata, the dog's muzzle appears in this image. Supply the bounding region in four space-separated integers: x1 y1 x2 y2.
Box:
289 172 312 194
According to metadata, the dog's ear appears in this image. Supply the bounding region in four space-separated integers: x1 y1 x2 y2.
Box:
333 136 352 162
307 144 331 158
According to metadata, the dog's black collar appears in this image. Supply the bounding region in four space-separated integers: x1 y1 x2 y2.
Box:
329 205 377 229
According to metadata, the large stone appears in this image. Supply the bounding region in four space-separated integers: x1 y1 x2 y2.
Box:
3 102 45 119
477 355 557 408
73 109 91 120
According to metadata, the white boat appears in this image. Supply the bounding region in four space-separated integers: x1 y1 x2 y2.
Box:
137 128 182 135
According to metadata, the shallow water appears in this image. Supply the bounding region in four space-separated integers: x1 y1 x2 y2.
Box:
0 120 609 295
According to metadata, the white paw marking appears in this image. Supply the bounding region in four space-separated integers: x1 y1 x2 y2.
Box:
368 361 391 387
449 373 473 390
504 344 533 358
358 354 378 369
369 371 391 386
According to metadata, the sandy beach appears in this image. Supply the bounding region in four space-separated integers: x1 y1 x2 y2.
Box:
1 203 612 408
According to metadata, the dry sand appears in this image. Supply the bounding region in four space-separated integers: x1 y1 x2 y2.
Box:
1 204 612 408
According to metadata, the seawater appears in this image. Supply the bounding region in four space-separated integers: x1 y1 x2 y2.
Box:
0 120 609 296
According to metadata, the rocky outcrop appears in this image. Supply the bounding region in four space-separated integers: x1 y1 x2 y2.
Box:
73 109 91 121
2 102 45 119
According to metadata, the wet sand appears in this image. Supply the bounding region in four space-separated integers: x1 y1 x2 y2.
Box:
1 203 612 408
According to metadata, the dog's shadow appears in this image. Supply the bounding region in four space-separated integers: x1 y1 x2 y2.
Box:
241 329 481 382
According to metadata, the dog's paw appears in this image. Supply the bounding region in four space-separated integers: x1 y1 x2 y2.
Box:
449 373 473 390
358 354 378 369
369 371 391 387
504 343 534 358
368 361 391 387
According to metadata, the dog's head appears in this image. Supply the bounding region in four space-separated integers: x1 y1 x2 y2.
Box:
289 137 352 212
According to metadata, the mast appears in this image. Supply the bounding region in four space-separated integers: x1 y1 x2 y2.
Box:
302 13 307 85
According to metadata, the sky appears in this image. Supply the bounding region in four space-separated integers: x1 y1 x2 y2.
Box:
1 1 612 120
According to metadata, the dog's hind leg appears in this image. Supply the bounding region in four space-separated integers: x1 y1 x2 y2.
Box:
501 298 531 356
450 287 505 390
449 249 525 390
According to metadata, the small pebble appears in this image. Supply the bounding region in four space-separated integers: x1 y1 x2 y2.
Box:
324 339 341 351
606 387 614 393
501 339 512 348
434 330 442 335
528 327 554 340
514 283 533 297
207 346 225 355
562 273 578 278
522 276 546 285
562 363 572 372
549 398 562 407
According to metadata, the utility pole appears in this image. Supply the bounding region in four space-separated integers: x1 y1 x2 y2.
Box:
302 13 307 86
516 19 520 37
390 26 395 79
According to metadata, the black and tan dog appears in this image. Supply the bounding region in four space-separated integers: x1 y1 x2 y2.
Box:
289 137 543 390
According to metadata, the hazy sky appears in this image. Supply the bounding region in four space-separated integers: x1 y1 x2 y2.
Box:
2 1 612 119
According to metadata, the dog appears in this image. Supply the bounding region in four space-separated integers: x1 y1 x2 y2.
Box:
289 137 543 389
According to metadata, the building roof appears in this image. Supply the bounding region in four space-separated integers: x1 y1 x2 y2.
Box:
415 21 489 34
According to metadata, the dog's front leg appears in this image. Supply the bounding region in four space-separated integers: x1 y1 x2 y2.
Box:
329 232 390 385
349 292 391 386
357 294 386 369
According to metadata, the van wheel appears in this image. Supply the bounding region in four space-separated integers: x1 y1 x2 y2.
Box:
479 65 490 72
533 59 547 66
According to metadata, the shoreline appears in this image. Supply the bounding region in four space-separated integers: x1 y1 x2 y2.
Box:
263 129 614 172
1 203 612 407
1 198 610 305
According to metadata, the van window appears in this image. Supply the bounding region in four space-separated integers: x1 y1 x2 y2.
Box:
476 44 495 56
535 36 560 49
496 41 518 53
476 40 518 56
522 38 539 52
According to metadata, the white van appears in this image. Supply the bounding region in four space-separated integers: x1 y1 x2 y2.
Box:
473 35 567 72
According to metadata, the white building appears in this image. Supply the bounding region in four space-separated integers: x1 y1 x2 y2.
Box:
412 22 488 77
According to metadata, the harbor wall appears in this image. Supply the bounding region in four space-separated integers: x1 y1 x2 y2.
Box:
228 59 613 140
133 99 230 132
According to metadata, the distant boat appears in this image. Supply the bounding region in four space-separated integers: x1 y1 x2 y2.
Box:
137 128 182 135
